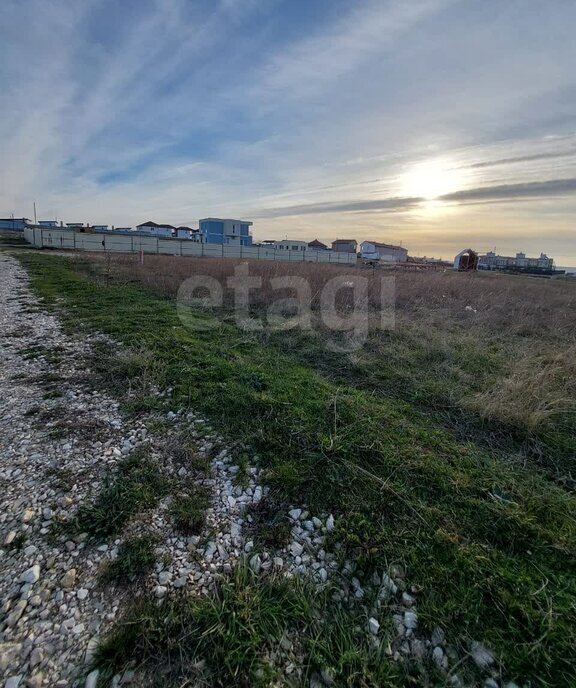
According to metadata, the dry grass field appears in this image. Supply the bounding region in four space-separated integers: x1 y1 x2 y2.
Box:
95 252 576 478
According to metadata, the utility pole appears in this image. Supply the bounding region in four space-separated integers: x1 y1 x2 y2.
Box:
33 202 37 225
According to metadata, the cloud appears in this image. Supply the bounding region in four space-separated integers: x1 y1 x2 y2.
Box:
440 178 576 203
465 150 576 169
254 196 422 218
1 0 576 261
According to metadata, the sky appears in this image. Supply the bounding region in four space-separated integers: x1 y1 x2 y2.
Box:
1 0 576 262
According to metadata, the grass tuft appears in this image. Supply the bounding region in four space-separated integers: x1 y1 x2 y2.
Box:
69 448 171 540
170 484 211 535
93 565 405 687
101 535 158 584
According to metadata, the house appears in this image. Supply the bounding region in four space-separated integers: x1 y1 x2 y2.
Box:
332 239 357 253
199 218 253 246
175 226 202 241
478 251 555 272
136 221 175 238
361 241 408 263
273 240 308 252
0 218 30 231
308 239 328 250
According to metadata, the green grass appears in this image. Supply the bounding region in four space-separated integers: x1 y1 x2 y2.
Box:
18 252 576 687
101 535 159 584
170 485 211 534
68 448 171 540
0 233 27 245
94 565 407 688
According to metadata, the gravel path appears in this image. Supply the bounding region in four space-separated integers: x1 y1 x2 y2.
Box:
0 254 339 687
0 254 138 686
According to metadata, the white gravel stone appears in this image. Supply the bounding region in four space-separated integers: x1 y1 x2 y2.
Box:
470 641 495 669
249 554 262 574
85 670 99 688
19 565 40 585
290 542 304 557
4 676 23 688
154 586 167 599
404 612 417 630
368 617 380 635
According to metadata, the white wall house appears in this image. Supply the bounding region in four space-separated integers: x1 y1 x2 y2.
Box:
136 221 175 238
273 240 308 252
360 241 407 263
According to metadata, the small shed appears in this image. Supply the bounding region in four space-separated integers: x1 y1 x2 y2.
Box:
454 248 479 271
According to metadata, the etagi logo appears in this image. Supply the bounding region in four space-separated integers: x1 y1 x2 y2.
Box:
177 264 395 351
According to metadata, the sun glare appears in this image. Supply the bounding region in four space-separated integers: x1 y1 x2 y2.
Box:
399 158 463 200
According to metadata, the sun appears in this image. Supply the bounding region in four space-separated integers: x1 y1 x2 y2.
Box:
399 158 463 200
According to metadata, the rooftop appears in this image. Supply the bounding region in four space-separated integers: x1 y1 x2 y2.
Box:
200 218 253 225
136 221 176 229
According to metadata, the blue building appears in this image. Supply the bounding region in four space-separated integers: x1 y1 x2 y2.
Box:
199 218 253 246
0 217 30 231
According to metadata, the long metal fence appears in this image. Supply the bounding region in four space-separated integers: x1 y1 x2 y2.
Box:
23 228 357 265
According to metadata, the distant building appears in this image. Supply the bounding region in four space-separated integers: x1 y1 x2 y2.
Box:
66 222 85 228
175 226 202 241
38 220 60 228
273 240 307 252
136 221 175 238
360 241 407 263
332 239 357 253
308 239 328 250
479 251 554 272
199 218 253 246
0 218 30 231
92 225 110 232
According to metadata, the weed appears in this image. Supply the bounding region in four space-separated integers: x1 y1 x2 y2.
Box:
70 448 171 540
101 535 158 584
248 498 292 549
235 452 251 488
46 466 75 490
43 389 63 400
5 532 26 551
170 484 211 535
